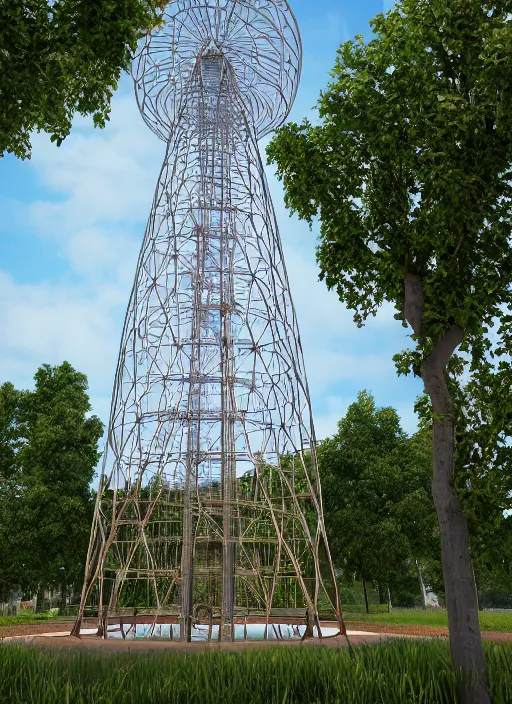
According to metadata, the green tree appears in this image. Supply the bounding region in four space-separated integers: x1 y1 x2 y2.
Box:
455 363 512 568
318 392 437 612
474 517 512 608
0 382 24 601
0 362 104 600
267 1 512 699
0 382 23 483
453 361 512 608
415 353 512 606
1 0 164 158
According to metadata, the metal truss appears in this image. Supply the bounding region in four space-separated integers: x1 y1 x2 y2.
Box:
72 0 343 642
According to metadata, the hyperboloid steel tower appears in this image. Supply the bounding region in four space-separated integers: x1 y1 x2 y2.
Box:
72 0 343 642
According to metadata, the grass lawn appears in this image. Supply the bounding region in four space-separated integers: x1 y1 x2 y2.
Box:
344 607 512 632
1 639 511 703
0 610 60 628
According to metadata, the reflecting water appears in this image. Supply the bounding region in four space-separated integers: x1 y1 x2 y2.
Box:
105 623 340 641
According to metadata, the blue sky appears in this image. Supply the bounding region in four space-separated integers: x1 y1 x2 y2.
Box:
0 0 424 442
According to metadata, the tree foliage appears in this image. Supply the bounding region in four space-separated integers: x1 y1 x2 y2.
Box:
267 2 512 350
318 391 437 605
0 362 103 600
0 0 164 158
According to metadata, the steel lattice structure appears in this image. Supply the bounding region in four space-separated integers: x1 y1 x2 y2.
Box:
72 0 344 642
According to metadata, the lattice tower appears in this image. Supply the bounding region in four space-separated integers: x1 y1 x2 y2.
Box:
72 0 344 642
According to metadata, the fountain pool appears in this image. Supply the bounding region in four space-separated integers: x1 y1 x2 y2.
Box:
102 623 340 641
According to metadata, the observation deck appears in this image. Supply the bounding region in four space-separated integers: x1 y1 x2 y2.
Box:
133 0 302 140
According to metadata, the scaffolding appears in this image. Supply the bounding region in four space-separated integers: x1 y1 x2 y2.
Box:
72 0 344 642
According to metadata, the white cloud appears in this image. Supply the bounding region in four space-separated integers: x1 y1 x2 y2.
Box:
0 69 421 450
0 86 160 415
28 93 163 238
65 226 139 289
0 272 121 391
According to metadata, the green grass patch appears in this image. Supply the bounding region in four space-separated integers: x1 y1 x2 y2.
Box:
0 610 61 628
337 603 389 615
343 608 512 632
0 640 511 703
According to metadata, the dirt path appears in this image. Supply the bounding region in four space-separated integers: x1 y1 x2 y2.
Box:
1 632 388 654
2 620 511 646
345 621 512 643
0 620 95 639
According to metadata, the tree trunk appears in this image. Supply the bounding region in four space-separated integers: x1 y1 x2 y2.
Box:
36 587 44 614
387 587 392 614
415 558 428 610
421 342 491 704
361 577 370 615
403 274 490 704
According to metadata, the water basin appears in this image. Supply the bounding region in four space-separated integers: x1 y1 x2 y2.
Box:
104 623 340 640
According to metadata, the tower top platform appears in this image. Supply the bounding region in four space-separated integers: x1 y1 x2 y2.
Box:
133 0 302 140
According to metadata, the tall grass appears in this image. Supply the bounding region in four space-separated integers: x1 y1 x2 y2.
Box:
0 639 511 703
